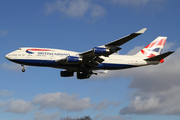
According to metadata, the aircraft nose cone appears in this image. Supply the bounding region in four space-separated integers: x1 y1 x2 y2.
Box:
5 54 10 60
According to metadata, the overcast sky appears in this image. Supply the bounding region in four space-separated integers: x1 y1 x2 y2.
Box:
1 0 180 120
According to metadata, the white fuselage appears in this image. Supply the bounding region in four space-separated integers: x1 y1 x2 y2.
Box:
5 47 158 70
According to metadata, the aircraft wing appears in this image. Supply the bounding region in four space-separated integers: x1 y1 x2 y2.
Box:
79 28 147 67
80 28 146 57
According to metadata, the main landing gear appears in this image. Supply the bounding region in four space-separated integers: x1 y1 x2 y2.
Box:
21 64 25 72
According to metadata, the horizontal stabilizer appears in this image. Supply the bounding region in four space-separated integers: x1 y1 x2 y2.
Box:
145 51 174 61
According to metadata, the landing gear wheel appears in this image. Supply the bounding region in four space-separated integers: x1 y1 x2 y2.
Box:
22 69 25 72
21 64 25 72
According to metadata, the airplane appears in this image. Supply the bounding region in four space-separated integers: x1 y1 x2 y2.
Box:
5 28 174 79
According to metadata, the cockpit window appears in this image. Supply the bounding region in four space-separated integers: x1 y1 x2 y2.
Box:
18 48 21 50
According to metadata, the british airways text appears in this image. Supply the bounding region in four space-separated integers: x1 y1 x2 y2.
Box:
38 52 70 56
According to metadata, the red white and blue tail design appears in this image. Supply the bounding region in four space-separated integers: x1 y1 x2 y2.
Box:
135 36 167 58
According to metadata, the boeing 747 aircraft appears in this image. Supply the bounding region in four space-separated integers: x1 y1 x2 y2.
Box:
5 28 174 79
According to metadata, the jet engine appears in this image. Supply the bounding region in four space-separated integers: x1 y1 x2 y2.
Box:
93 47 110 54
66 56 82 63
60 71 74 77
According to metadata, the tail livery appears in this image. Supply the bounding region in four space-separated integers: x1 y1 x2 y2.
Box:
141 36 166 58
136 36 174 63
136 37 166 56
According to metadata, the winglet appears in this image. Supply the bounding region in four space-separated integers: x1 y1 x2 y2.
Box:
136 28 147 34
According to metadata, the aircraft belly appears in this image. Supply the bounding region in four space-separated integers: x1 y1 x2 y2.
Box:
9 59 79 69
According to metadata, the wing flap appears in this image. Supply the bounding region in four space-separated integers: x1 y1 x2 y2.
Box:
86 56 104 67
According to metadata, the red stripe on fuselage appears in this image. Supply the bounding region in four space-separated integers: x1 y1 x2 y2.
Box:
26 49 51 52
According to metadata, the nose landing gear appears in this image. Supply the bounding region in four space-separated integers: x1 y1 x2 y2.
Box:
21 64 25 72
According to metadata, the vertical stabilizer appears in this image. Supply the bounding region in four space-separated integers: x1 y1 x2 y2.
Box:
135 36 167 58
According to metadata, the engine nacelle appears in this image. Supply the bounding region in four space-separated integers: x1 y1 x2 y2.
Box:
93 47 109 54
67 56 82 63
61 71 74 77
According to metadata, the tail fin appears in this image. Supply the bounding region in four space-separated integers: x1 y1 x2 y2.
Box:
135 36 167 58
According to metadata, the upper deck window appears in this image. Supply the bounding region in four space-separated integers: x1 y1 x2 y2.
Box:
18 48 21 50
